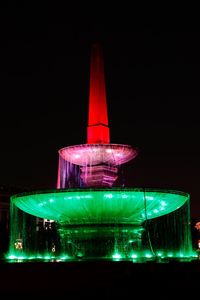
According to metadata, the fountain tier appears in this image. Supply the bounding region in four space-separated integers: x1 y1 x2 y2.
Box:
12 188 188 225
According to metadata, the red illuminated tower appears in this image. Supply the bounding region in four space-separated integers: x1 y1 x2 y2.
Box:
58 43 138 187
87 43 110 144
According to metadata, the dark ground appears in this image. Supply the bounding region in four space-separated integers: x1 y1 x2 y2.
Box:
1 260 200 298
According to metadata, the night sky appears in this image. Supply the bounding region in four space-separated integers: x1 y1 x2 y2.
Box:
0 4 200 219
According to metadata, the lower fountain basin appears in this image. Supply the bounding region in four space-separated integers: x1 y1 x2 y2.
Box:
11 188 189 225
8 188 194 261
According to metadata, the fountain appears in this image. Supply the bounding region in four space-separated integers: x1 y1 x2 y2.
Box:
7 43 194 262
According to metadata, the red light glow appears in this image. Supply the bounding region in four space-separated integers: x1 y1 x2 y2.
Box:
87 43 110 144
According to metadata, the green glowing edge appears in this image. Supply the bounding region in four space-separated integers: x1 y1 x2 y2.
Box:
11 188 189 225
6 250 198 263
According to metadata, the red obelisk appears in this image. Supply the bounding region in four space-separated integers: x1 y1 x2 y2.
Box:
87 43 110 144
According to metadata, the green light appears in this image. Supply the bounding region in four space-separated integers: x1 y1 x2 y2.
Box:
145 253 153 258
60 256 69 260
131 254 138 258
112 253 122 260
167 253 173 257
7 255 17 260
11 188 189 225
6 251 196 262
8 188 193 262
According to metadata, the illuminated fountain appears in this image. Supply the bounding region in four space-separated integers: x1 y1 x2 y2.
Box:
8 44 194 261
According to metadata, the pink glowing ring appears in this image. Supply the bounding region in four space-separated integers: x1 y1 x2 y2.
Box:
59 144 138 166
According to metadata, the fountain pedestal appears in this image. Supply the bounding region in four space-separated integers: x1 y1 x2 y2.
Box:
58 224 144 259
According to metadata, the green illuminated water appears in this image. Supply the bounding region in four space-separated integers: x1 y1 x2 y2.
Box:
7 188 195 262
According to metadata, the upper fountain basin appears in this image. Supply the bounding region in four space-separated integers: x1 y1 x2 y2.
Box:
59 144 138 166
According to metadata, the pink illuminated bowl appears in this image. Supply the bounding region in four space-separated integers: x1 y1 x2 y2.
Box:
59 144 138 166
